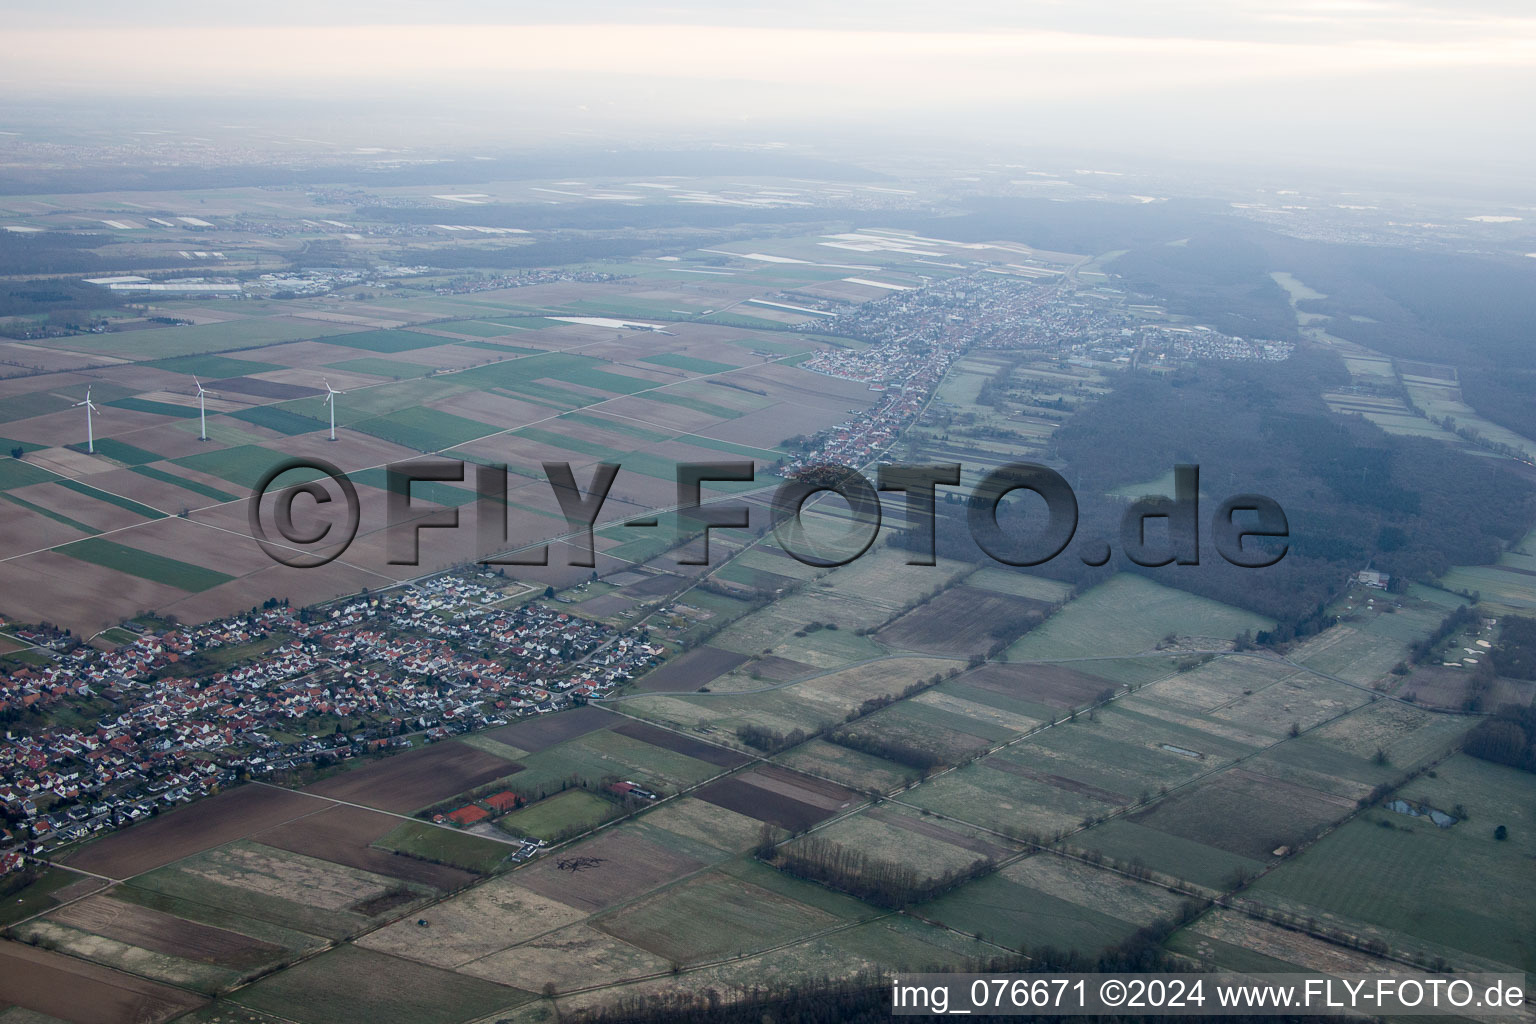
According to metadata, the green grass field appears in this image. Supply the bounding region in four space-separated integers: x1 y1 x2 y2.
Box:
373 821 510 875
0 391 74 424
0 866 88 927
228 405 327 436
128 465 238 502
0 436 44 456
105 397 202 419
56 537 236 591
78 438 162 465
325 329 452 354
173 444 302 489
0 458 58 491
493 729 722 799
639 353 739 374
496 789 616 841
1006 575 1272 662
1250 756 1536 970
54 479 166 519
351 407 497 452
460 351 655 396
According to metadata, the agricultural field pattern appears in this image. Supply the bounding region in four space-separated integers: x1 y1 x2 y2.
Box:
0 147 1533 1024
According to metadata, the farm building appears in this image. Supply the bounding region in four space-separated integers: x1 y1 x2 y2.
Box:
447 804 490 826
483 791 520 814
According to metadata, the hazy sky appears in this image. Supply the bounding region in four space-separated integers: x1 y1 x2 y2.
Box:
3 1 1530 174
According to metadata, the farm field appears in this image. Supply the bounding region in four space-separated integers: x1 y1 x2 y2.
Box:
1245 754 1536 971
372 820 514 875
918 853 1189 954
629 644 748 691
1005 575 1273 662
126 841 430 940
876 584 1052 656
302 741 521 813
12 892 291 993
694 764 859 832
0 267 875 632
251 804 480 890
497 789 616 841
592 869 844 965
0 939 206 1024
773 738 918 794
231 944 531 1024
62 784 323 880
486 724 728 798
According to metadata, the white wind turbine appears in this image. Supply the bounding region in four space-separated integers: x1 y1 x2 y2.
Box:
74 387 100 453
321 379 344 441
193 375 217 441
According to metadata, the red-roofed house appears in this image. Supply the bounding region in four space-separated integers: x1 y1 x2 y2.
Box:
483 791 519 814
447 804 489 826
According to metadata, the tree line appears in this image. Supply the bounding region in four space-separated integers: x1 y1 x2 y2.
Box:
761 833 994 910
1464 704 1536 774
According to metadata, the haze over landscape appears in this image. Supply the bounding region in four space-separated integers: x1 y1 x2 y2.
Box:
0 3 1532 1023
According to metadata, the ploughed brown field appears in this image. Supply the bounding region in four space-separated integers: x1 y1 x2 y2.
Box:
303 740 520 813
749 654 816 680
484 704 620 753
612 720 752 768
49 893 285 970
63 784 322 880
877 586 1053 656
695 763 858 831
514 832 705 914
961 661 1115 708
0 939 206 1024
623 572 686 598
628 644 749 692
252 804 479 889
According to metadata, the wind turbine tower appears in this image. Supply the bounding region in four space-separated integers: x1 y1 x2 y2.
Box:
74 387 100 454
193 375 217 441
322 379 344 441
